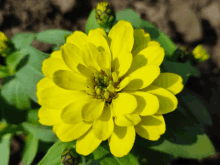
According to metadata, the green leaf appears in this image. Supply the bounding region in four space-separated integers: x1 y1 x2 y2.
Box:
178 88 212 126
1 76 31 110
116 9 142 28
162 60 196 84
93 143 110 160
0 133 11 165
27 109 40 125
11 33 36 49
0 65 9 78
86 160 101 165
36 29 72 45
114 153 139 165
149 133 215 159
22 122 58 142
85 10 101 35
99 155 120 165
38 141 67 165
22 133 39 165
15 46 49 102
6 51 26 74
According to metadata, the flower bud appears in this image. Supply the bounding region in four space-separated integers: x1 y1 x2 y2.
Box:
0 31 15 57
95 1 116 29
61 148 78 165
172 47 190 63
192 45 210 63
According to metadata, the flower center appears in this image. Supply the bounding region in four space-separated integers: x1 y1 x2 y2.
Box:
86 70 118 103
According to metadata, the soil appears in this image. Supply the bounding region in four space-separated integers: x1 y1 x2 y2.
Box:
1 0 220 164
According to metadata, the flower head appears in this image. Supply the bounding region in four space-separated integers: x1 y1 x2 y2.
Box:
192 45 210 62
0 32 9 57
37 20 184 157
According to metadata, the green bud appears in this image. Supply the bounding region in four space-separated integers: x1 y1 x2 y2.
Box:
172 47 190 63
95 1 116 29
61 148 78 165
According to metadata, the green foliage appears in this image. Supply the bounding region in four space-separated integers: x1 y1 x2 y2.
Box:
11 33 36 50
22 122 58 142
0 65 9 78
36 29 72 45
37 141 68 165
15 46 49 102
86 160 101 165
0 134 11 165
85 10 101 35
22 133 39 165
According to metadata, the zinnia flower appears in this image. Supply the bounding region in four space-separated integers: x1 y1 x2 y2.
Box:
37 20 183 157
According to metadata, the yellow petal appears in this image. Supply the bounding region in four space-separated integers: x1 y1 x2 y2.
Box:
132 29 151 56
93 105 114 140
135 115 165 141
115 76 131 92
113 49 133 78
128 45 164 75
88 28 111 55
97 51 111 76
108 125 135 157
42 57 71 80
76 128 102 156
61 95 93 124
130 91 159 116
115 114 141 126
66 31 88 48
108 20 134 62
53 70 87 90
82 43 101 72
111 93 137 115
38 86 88 109
54 122 92 142
61 43 92 77
82 99 105 122
50 50 62 59
124 65 160 90
142 85 178 115
36 77 54 99
152 73 184 95
38 107 62 126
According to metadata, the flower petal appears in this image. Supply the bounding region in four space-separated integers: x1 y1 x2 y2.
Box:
113 49 133 78
135 115 165 141
61 43 92 77
66 31 88 48
53 70 87 90
142 85 178 115
76 128 102 156
93 105 114 140
88 28 111 55
128 45 164 75
111 93 137 115
97 51 111 76
38 107 62 126
124 65 160 90
115 114 141 126
42 57 71 80
50 50 62 59
108 125 135 157
61 95 93 124
115 76 131 92
82 43 101 72
132 29 151 56
82 99 105 122
130 91 159 116
36 77 54 99
108 20 134 61
54 122 92 142
152 73 184 95
38 86 87 109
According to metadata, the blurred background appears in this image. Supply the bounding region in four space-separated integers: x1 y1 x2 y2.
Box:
1 0 220 164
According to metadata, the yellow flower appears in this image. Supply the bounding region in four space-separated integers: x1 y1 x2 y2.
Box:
0 31 9 57
192 45 210 62
37 20 184 157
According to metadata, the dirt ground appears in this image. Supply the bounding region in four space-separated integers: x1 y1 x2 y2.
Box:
1 0 220 164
